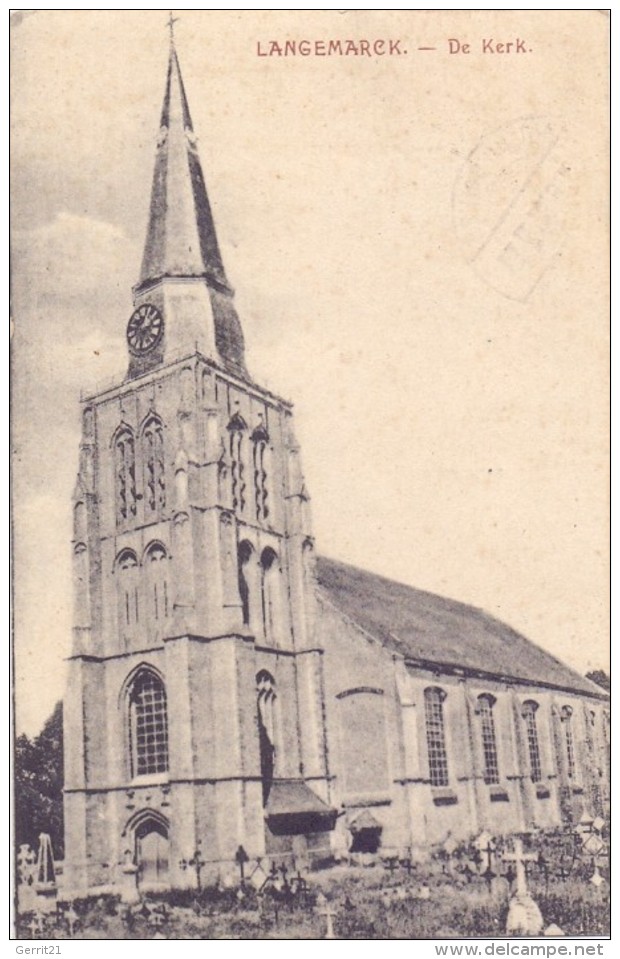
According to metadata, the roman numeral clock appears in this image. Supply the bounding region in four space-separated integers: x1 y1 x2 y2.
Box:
126 303 165 377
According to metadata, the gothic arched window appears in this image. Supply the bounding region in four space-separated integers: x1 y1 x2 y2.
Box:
521 700 542 783
144 542 169 624
477 694 500 785
142 415 166 517
256 670 276 804
115 549 139 640
114 426 137 526
227 412 247 513
238 540 254 627
560 705 576 780
424 687 449 787
260 547 281 646
127 669 169 778
251 422 270 523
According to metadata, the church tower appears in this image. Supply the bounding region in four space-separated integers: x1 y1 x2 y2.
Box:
63 33 335 894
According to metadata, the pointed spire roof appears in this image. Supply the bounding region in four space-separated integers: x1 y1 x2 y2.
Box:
138 42 231 294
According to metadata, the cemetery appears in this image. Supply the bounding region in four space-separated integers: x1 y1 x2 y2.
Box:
16 816 609 940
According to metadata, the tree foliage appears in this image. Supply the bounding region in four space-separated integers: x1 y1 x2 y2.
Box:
585 670 610 693
15 701 64 858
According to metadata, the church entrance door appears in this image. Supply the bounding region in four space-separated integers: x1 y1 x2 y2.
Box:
135 818 169 888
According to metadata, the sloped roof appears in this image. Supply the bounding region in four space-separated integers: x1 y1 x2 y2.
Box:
265 780 335 817
315 556 606 699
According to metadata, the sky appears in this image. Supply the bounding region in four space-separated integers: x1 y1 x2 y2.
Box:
11 10 609 736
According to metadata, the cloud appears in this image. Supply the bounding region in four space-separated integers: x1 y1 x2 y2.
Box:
12 211 138 301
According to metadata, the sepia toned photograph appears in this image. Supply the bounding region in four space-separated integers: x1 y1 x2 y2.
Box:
11 9 609 941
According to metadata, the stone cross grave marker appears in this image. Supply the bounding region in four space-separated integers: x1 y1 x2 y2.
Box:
316 892 337 939
503 838 543 936
502 838 537 899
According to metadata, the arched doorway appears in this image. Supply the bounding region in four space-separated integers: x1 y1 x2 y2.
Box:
127 811 170 889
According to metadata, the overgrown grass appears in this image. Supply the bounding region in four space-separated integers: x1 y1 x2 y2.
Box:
16 865 609 940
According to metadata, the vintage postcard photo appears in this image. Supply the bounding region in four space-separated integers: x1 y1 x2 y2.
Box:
11 9 610 941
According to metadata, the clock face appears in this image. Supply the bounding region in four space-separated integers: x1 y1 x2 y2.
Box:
127 304 164 354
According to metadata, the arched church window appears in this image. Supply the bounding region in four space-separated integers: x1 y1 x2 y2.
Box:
260 547 281 646
144 542 169 623
424 687 449 787
227 412 247 513
251 421 270 522
560 706 576 780
521 700 542 783
116 549 139 634
127 669 169 778
142 416 166 517
256 670 276 804
238 540 254 627
477 694 500 785
114 426 137 526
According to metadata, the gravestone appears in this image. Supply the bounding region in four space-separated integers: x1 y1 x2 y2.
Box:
17 844 37 914
34 834 57 912
316 892 337 939
503 838 543 936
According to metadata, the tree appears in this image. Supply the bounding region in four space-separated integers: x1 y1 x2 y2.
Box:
14 701 64 857
585 670 610 693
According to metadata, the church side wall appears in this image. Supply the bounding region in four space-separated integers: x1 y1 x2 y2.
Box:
315 594 607 859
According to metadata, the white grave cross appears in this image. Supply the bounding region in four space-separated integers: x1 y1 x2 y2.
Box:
502 837 538 898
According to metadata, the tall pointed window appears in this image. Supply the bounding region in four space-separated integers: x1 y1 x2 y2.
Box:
142 416 166 517
238 540 254 627
424 687 449 787
260 547 282 646
114 426 137 526
227 412 247 513
256 670 276 804
560 706 576 780
251 421 270 523
144 542 169 624
477 694 500 785
521 700 542 783
128 669 169 778
116 549 139 640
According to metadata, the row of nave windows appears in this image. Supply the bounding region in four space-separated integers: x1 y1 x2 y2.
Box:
113 414 271 528
423 688 582 788
123 668 596 788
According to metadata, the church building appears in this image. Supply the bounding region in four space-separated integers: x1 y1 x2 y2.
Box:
63 38 609 894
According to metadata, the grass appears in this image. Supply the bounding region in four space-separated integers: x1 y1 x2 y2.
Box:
16 863 610 940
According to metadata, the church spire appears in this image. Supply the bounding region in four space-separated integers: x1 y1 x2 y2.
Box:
138 39 230 293
131 25 247 379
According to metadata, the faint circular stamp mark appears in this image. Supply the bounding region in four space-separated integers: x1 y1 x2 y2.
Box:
452 117 576 302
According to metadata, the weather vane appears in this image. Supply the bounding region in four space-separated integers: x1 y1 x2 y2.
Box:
167 11 179 45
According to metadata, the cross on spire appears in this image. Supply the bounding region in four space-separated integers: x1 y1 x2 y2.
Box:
167 11 179 46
